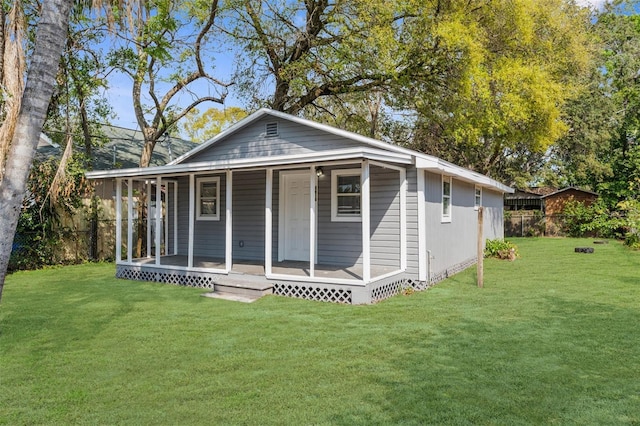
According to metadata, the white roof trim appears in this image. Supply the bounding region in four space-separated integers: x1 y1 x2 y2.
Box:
96 108 512 193
170 108 426 166
415 157 513 193
86 147 413 179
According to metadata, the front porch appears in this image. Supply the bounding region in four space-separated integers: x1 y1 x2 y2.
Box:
132 255 398 281
116 258 414 304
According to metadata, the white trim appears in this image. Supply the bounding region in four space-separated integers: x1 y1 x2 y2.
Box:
474 185 482 210
266 273 366 287
164 108 512 194
155 176 162 265
146 180 152 258
121 262 228 275
188 174 195 268
116 178 122 262
309 165 316 278
225 170 233 273
362 160 371 283
417 170 427 282
127 178 133 263
442 175 452 223
196 176 221 221
173 181 178 255
86 147 413 179
416 156 513 193
163 180 169 257
265 168 273 276
371 269 404 283
331 168 362 222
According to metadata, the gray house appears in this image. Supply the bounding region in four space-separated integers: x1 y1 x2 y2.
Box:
87 109 513 304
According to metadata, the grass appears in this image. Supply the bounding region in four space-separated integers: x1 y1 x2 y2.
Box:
1 238 639 425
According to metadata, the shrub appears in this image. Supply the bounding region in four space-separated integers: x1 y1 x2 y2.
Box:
618 199 640 249
562 199 624 238
485 239 519 260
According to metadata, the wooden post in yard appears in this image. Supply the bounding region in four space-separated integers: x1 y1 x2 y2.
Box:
477 206 484 288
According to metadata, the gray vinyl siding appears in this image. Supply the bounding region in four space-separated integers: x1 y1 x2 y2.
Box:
317 165 362 266
405 167 419 276
424 171 478 279
176 176 189 256
482 188 505 240
232 171 266 261
185 116 363 163
192 174 227 259
370 166 401 269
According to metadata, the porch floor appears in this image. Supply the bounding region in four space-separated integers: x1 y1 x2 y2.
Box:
132 255 397 281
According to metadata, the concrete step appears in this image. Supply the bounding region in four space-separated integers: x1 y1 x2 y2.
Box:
205 273 274 300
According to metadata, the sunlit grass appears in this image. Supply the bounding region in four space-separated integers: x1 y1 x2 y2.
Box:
1 238 639 424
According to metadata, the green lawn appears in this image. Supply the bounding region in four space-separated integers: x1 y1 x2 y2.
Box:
1 238 639 425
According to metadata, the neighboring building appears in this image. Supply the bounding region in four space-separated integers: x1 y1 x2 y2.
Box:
87 109 513 304
504 186 598 213
34 125 197 261
541 187 599 216
504 186 599 237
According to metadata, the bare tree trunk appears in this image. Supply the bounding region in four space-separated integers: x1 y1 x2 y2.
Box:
0 0 73 302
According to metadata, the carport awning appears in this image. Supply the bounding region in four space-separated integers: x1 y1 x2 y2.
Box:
85 147 413 180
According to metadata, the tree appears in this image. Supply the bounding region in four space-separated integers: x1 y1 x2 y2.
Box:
109 0 229 167
222 0 409 116
0 0 74 300
181 106 247 142
395 0 594 186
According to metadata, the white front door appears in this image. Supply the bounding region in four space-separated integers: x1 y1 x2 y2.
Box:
281 172 310 261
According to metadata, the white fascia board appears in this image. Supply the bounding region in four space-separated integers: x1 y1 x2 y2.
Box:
86 147 413 180
171 108 423 166
415 156 514 194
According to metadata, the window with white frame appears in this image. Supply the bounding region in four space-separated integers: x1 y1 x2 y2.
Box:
331 169 361 222
475 185 482 210
196 176 220 220
442 176 452 222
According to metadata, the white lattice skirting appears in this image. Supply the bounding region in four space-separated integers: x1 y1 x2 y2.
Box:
116 266 217 289
272 283 352 304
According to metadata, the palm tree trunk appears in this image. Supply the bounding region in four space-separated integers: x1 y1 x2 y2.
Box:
0 0 73 302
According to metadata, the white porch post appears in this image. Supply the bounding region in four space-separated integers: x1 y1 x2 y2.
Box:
155 176 162 265
173 182 178 255
265 169 273 276
188 174 195 268
400 168 407 271
127 178 133 263
225 170 233 273
361 160 371 283
146 180 152 258
115 178 122 262
309 165 316 278
164 182 169 256
417 169 427 282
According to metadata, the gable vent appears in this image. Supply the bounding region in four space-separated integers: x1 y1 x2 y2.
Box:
265 122 278 137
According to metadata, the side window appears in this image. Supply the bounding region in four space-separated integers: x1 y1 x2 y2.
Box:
196 176 220 221
475 186 482 210
442 176 452 222
331 169 361 222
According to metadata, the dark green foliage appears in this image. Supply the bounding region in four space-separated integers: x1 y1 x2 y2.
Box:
561 199 625 238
